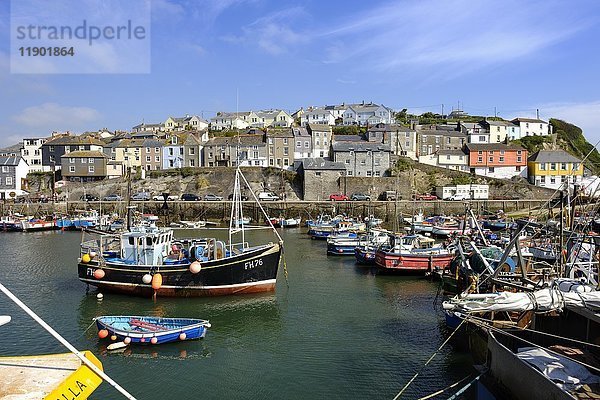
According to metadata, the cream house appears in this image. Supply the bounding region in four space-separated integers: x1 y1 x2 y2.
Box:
210 112 256 130
301 109 336 126
164 115 208 132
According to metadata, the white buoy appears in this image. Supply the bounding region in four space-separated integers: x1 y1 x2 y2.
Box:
142 274 152 284
97 293 104 300
107 341 128 351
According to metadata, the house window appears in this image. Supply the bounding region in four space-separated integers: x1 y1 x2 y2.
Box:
169 148 174 156
550 163 556 170
6 177 13 186
478 151 483 155
479 136 486 142
69 158 75 163
375 171 381 176
112 148 116 153
345 159 350 164
304 142 309 148
540 176 546 183
1 166 8 173
49 146 54 152
253 151 259 158
517 156 522 163
573 163 579 170
405 140 411 148
446 155 451 160
283 138 288 145
269 159 274 166
155 156 160 162
88 158 94 163
297 141 301 147
550 176 556 184
561 163 566 170
208 152 213 158
146 156 151 162
69 166 75 173
447 137 451 144
499 156 504 163
146 147 150 153
488 167 495 173
88 166 95 173
155 147 159 153
284 158 289 166
346 171 353 176
189 148 195 155
366 170 372 177
315 171 322 176
190 159 195 167
254 160 260 166
488 156 493 163
81 158 87 164
516 166 521 171
284 148 289 156
477 156 483 163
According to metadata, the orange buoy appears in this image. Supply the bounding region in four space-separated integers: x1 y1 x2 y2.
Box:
93 269 105 279
179 332 187 341
151 273 162 290
98 329 109 339
140 337 146 343
189 261 201 274
150 337 158 344
110 335 117 341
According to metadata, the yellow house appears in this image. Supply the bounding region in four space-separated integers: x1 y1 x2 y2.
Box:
527 150 583 189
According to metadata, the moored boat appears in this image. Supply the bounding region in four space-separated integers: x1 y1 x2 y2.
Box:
95 316 210 345
375 234 453 273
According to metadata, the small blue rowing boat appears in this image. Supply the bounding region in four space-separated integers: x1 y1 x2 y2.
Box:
95 316 211 345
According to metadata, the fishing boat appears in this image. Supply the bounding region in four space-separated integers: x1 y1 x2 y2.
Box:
375 234 453 273
95 316 211 345
77 166 283 297
0 214 23 232
21 215 57 231
280 217 301 228
327 229 389 256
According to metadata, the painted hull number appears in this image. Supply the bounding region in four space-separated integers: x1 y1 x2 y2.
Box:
244 258 263 270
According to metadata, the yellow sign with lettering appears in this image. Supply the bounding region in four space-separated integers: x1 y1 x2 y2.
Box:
44 351 103 400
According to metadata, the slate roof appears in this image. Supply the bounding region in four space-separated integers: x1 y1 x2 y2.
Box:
512 117 548 124
528 150 581 163
43 135 105 146
465 143 525 152
60 151 107 158
302 158 346 170
0 155 23 166
368 124 415 133
332 141 391 152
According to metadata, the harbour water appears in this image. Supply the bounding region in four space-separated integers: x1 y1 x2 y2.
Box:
0 228 476 399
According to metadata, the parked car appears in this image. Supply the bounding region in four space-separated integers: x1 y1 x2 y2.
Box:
329 193 349 201
181 193 200 201
152 194 179 201
449 194 470 201
103 194 122 201
204 193 224 201
415 194 438 201
228 193 249 201
380 191 397 201
350 193 371 201
257 192 280 201
80 194 99 202
131 192 150 201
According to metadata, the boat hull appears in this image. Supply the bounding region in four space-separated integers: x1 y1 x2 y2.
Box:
354 247 376 265
96 316 209 344
78 243 281 297
375 251 453 272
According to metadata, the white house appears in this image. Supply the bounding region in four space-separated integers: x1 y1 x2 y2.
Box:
343 103 393 126
307 124 332 159
164 115 209 132
210 112 254 130
301 109 336 126
253 110 294 128
511 118 551 138
436 184 489 200
482 120 518 143
0 156 29 198
21 137 49 172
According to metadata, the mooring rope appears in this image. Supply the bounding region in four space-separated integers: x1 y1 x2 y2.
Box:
416 373 472 400
392 318 467 399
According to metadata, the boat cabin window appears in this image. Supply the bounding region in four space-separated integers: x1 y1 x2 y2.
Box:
146 237 153 246
128 237 134 245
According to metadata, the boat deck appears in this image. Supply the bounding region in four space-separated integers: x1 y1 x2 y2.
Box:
0 352 102 400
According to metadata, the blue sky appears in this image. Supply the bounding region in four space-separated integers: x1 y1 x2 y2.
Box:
1 0 600 147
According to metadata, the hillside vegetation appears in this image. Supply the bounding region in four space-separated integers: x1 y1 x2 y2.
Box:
551 119 600 174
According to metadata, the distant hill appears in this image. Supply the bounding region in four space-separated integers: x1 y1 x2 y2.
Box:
512 119 600 175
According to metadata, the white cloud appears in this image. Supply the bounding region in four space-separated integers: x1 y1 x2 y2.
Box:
12 103 101 129
222 7 309 55
318 0 590 75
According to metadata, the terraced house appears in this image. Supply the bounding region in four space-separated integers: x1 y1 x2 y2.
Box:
266 129 294 170
60 151 107 182
0 155 29 198
527 150 583 189
41 134 104 174
202 135 267 167
466 143 527 179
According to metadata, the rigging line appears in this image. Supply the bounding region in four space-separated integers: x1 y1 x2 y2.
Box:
0 281 138 400
416 373 473 400
446 370 487 400
392 318 467 400
463 313 600 350
464 315 600 374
